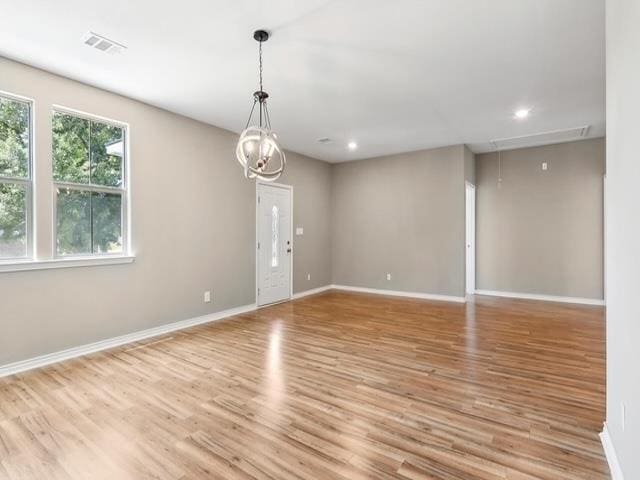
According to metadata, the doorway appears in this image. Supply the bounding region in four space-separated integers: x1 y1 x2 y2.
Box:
465 182 476 295
256 182 293 306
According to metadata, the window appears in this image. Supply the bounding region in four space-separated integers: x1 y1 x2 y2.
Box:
0 93 32 260
271 205 279 267
53 110 127 256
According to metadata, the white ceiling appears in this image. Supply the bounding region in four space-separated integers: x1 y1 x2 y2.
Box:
0 0 605 162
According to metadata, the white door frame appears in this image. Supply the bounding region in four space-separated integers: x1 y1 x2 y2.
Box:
603 174 606 304
465 181 476 295
255 181 294 306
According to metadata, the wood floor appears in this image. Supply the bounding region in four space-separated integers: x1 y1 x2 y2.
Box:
0 292 608 480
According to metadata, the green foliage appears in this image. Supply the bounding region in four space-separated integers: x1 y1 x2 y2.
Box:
0 97 29 258
53 113 90 184
56 189 122 255
90 121 123 187
52 112 123 186
0 96 29 178
56 189 90 255
92 193 122 253
0 183 26 258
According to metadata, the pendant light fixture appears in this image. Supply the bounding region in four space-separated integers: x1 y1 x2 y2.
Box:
235 30 285 181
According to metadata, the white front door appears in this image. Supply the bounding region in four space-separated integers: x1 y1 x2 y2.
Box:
257 183 292 306
465 182 476 294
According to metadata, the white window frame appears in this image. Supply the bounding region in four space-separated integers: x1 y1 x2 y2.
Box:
51 106 130 259
0 90 35 263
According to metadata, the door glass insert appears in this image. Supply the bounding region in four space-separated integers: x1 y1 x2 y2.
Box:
271 205 279 267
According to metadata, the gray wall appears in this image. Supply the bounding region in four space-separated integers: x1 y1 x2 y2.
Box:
0 57 332 365
464 145 476 185
606 0 640 477
279 151 332 291
331 145 467 297
475 139 605 299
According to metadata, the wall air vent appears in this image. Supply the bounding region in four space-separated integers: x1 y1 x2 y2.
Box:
83 32 127 55
490 126 590 151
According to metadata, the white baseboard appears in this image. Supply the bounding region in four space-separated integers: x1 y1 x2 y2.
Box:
0 303 256 378
331 284 466 303
600 423 625 480
292 285 333 300
474 289 605 306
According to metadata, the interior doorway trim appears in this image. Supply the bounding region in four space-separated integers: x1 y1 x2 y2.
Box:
465 181 476 295
255 181 294 307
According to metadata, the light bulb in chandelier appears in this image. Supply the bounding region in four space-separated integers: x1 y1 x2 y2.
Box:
235 30 286 181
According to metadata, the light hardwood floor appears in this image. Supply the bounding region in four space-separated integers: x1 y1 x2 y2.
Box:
0 292 608 479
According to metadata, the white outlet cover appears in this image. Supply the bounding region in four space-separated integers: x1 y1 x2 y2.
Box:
307 274 311 281
542 162 548 170
204 291 211 303
296 227 304 236
387 273 392 281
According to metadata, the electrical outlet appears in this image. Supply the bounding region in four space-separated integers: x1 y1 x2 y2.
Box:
386 273 392 281
204 291 211 303
307 273 311 281
622 403 626 431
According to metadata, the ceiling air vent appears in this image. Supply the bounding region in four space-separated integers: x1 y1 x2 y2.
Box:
83 32 126 55
317 137 332 144
491 126 590 151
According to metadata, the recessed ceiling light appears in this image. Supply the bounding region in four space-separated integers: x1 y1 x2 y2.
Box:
514 108 531 119
347 141 358 150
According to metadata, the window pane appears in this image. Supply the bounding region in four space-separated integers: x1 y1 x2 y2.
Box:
90 121 123 187
92 192 122 253
0 182 27 258
56 188 91 255
271 205 279 267
53 113 90 184
0 96 30 178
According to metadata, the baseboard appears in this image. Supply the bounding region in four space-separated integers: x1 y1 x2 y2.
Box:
292 285 333 299
600 423 625 480
474 289 605 306
331 284 466 303
0 302 256 378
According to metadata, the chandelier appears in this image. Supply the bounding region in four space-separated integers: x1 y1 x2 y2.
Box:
235 30 285 181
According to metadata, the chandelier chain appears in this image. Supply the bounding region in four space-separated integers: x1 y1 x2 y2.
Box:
259 40 263 93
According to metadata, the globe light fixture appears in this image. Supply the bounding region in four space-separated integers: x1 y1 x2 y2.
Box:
235 30 285 181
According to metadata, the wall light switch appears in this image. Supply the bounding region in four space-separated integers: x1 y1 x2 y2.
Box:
296 227 304 236
204 291 211 303
542 162 548 171
386 273 392 281
307 274 311 281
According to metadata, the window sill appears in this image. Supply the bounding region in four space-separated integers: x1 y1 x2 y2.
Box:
0 255 135 273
